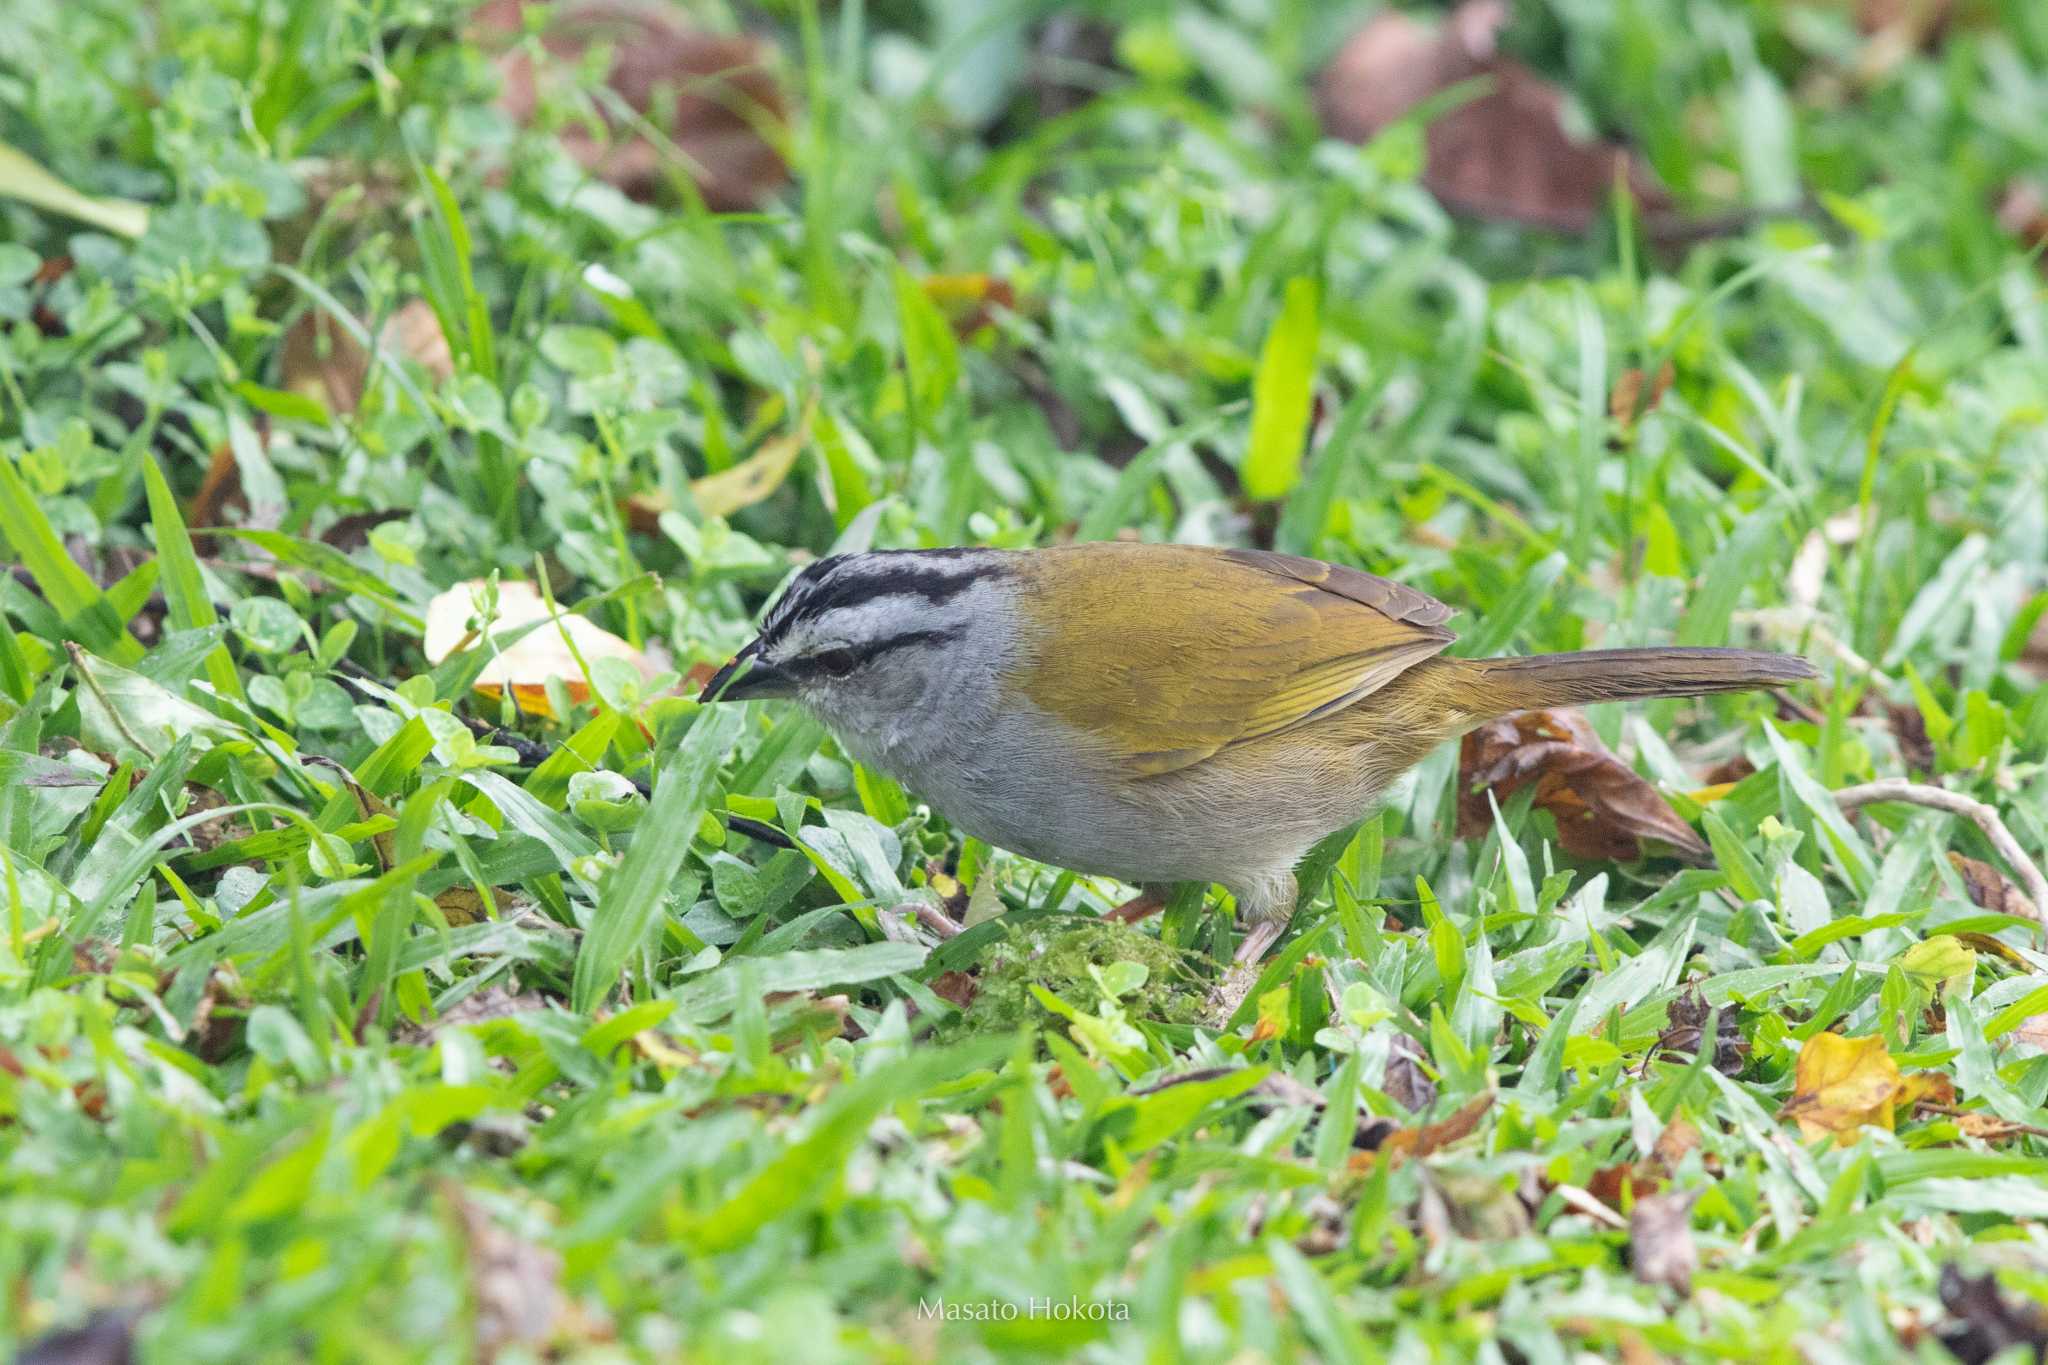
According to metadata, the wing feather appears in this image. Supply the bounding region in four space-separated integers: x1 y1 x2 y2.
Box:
1014 543 1456 776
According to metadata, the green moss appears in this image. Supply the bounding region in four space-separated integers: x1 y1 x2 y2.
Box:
943 916 1208 1040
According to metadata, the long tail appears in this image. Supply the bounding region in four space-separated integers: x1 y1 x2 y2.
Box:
1434 647 1815 718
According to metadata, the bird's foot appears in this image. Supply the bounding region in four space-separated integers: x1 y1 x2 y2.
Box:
1205 918 1288 1022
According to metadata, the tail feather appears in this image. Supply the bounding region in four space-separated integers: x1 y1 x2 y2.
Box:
1450 647 1814 717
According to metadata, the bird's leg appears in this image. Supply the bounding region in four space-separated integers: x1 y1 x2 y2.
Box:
1208 873 1298 1020
1231 871 1298 964
1103 884 1169 923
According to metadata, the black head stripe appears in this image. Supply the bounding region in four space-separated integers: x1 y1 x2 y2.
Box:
755 550 1002 651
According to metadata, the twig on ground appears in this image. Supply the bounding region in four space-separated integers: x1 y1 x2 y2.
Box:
1831 779 2048 925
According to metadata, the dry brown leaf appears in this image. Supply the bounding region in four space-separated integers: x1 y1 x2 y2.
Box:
14 1310 141 1365
1628 1189 1700 1295
1349 1092 1493 1170
280 299 452 417
1316 0 1670 233
1949 852 2033 919
448 1187 566 1362
1458 709 1710 862
1704 754 1757 786
483 1 787 209
1779 1031 1916 1143
1654 1114 1702 1169
930 969 979 1012
2011 1014 2048 1054
435 886 497 926
1383 1031 1438 1114
422 579 661 718
1936 1264 2048 1365
186 420 282 542
1886 700 1937 775
1854 0 1955 37
1608 361 1675 440
1954 1113 2026 1143
1657 989 1749 1075
1587 1111 1705 1208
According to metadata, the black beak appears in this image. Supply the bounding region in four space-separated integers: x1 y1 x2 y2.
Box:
698 642 794 703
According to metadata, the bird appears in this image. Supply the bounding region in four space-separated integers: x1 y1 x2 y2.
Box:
698 542 1814 966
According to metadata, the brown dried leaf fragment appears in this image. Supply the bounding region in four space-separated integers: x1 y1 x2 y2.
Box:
483 1 788 210
280 298 452 418
1350 1092 1493 1169
1628 1189 1700 1295
1458 709 1710 862
1949 851 2033 919
449 1187 567 1362
1936 1264 2048 1365
1315 0 1670 234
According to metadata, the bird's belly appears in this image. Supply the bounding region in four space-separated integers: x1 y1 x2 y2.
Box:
863 707 1417 889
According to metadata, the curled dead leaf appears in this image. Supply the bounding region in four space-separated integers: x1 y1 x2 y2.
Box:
1886 700 1937 774
483 1 788 210
1316 0 1670 233
1458 709 1710 862
1657 989 1748 1075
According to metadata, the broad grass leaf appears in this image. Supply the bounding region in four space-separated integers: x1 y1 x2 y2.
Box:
570 705 742 1013
1243 276 1320 501
667 941 927 1020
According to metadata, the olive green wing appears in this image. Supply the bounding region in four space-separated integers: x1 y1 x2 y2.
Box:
1014 544 1456 776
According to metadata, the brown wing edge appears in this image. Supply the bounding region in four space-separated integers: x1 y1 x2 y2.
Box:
1218 548 1458 634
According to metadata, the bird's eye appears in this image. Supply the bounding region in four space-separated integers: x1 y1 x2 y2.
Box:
814 646 859 677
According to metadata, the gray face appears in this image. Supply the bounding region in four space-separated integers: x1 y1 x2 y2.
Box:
698 550 1015 763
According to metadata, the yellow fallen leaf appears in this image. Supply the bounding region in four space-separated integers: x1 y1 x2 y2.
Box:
689 424 809 519
1780 1032 1907 1144
422 580 658 718
625 405 815 532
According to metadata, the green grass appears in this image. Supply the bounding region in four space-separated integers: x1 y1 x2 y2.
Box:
3 0 2048 1360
